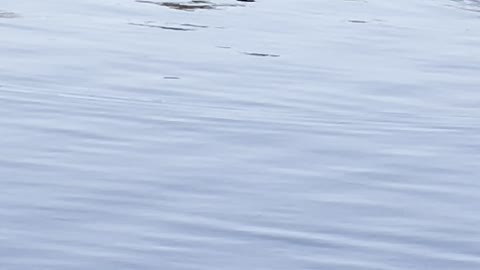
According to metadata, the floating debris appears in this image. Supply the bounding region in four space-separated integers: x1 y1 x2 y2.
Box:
164 76 180 79
243 52 280 58
135 0 244 11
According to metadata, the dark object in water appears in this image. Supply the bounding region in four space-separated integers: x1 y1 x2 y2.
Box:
349 20 367 24
237 0 255 2
243 52 280 58
136 0 214 11
161 1 215 10
136 0 243 11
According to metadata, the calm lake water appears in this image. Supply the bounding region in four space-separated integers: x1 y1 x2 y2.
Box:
1 0 480 269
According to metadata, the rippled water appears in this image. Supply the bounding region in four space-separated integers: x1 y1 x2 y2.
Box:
1 0 480 269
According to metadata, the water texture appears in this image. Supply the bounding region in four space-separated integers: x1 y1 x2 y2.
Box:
1 0 480 269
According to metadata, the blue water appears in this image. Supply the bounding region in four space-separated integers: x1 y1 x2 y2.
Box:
1 0 480 269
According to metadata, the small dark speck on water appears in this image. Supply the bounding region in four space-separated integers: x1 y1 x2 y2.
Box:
349 20 368 23
164 76 180 79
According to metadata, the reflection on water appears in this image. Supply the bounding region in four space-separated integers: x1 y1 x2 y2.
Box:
1 0 480 269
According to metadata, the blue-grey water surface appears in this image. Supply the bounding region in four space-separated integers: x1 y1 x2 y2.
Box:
1 0 480 269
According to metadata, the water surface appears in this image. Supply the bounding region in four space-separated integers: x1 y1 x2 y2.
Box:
1 0 480 269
